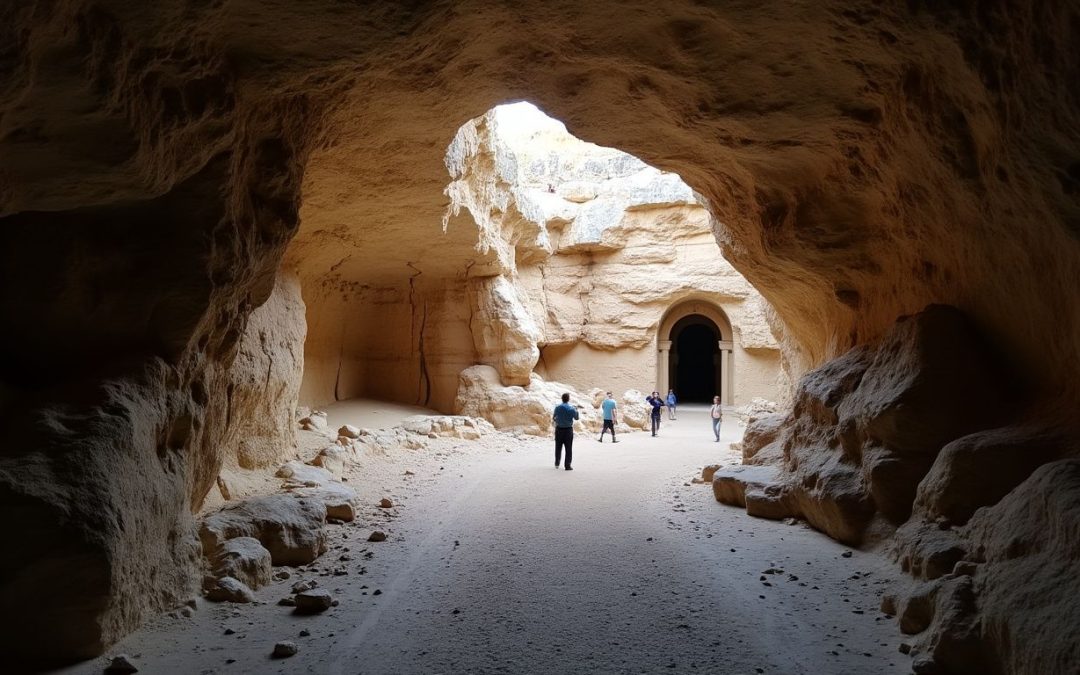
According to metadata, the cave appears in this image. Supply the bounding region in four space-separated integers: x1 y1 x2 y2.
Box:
670 315 722 403
2 2 1079 673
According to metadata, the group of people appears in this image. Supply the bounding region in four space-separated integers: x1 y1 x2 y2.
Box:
550 389 726 470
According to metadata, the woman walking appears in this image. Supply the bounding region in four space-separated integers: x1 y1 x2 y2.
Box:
666 389 677 420
710 395 723 441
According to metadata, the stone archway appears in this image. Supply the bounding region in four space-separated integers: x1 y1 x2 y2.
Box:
657 300 734 405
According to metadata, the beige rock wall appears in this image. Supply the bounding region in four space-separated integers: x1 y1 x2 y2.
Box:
300 279 477 414
3 0 1079 668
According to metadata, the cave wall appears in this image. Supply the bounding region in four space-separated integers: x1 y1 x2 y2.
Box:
2 0 1078 668
299 279 476 413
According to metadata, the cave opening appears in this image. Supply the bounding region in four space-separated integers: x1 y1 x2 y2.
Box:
671 316 721 404
290 98 780 430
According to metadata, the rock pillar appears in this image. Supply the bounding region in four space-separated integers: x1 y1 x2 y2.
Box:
719 340 734 405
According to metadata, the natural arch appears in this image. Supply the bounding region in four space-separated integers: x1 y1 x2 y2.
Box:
1 1 1078 671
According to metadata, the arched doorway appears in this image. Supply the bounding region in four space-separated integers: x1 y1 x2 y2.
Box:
657 300 734 405
670 315 721 402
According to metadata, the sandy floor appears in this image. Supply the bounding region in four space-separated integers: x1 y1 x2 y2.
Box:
58 404 910 675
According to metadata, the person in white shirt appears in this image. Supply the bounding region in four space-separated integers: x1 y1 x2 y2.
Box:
710 395 723 442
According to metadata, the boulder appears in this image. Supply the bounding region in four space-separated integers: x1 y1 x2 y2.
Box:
205 577 255 603
199 495 328 566
741 412 786 465
912 425 1068 526
711 465 783 508
454 366 603 435
211 537 272 590
276 461 334 488
701 464 723 482
290 483 359 523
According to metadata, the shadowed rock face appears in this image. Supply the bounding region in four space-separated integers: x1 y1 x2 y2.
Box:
0 0 1078 667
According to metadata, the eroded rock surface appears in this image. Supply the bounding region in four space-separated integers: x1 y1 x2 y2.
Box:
1 0 1078 668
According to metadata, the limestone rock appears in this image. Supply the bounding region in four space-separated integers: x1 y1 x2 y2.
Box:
739 306 1019 545
468 275 542 386
289 483 359 523
294 589 333 615
368 531 387 543
276 461 334 488
711 465 783 508
740 413 786 465
299 411 328 430
220 274 306 471
211 537 273 590
912 425 1068 526
205 577 255 604
338 425 361 440
400 415 495 440
105 654 139 674
273 642 298 658
701 464 722 483
199 495 328 566
454 366 596 435
309 446 349 477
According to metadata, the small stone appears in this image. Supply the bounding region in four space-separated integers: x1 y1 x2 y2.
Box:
273 641 299 658
274 569 292 581
291 579 318 593
299 629 311 637
899 643 912 654
841 551 853 558
912 657 940 674
338 424 361 439
104 654 139 673
223 628 236 635
404 470 415 475
379 498 394 508
372 589 382 596
179 606 194 618
295 589 334 614
278 597 296 607
368 531 387 542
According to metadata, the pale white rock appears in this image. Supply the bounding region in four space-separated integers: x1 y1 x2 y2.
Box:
338 424 361 439
309 446 349 477
276 461 334 488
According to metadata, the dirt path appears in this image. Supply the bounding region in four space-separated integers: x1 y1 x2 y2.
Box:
60 405 909 675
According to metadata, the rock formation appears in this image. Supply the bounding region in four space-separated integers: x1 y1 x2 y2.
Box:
1 1 1078 670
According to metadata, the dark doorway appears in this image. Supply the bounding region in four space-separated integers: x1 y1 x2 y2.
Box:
670 315 720 403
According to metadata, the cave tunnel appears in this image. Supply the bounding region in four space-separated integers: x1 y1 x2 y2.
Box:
2 1 1079 673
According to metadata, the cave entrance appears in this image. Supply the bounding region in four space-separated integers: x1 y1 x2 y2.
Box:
658 301 733 405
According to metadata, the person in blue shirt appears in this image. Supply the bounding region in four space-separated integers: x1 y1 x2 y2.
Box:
599 391 619 443
646 392 665 436
552 392 580 470
666 389 678 420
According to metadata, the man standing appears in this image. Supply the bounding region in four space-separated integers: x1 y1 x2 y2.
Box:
666 389 678 420
599 392 619 443
552 392 579 470
646 391 664 437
